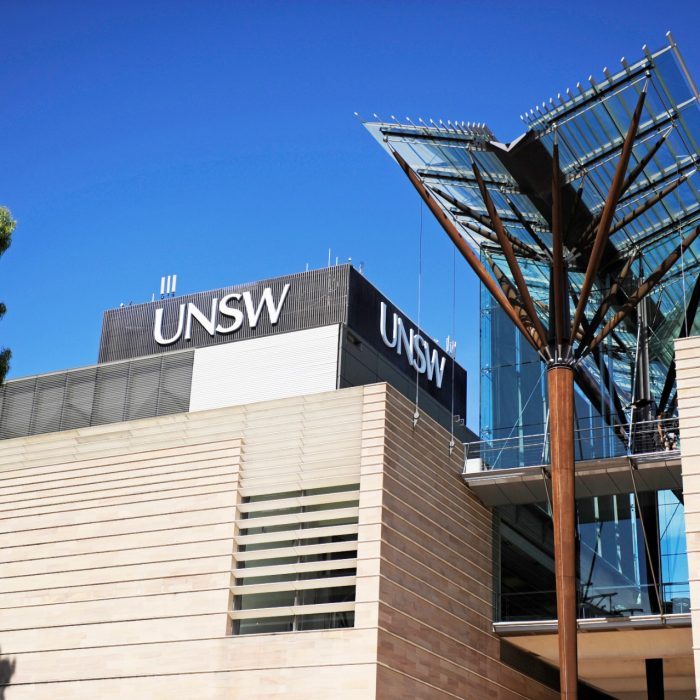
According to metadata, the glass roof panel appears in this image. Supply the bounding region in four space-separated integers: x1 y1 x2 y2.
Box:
365 35 700 424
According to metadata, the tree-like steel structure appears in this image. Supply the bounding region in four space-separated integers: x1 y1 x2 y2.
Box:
366 34 700 698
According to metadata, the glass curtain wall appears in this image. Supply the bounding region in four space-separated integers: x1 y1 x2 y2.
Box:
481 284 689 621
496 490 688 621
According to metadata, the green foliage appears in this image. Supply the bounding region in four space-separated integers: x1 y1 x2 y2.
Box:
0 206 16 385
0 207 14 256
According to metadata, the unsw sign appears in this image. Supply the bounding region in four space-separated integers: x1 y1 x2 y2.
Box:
379 302 446 389
152 284 290 345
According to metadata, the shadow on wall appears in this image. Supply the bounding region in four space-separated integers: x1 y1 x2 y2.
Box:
0 648 16 699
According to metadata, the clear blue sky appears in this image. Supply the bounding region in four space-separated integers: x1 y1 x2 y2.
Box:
2 0 700 427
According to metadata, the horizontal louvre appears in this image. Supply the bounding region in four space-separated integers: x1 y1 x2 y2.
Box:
236 523 358 547
231 575 357 596
234 558 356 579
238 490 360 514
232 481 359 636
0 351 194 440
234 541 358 564
238 506 359 531
230 602 355 620
239 476 361 500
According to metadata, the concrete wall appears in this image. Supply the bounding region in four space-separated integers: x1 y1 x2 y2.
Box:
376 386 558 699
189 324 340 411
0 383 553 699
676 335 700 698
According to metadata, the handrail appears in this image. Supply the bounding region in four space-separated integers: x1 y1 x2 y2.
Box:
464 416 680 473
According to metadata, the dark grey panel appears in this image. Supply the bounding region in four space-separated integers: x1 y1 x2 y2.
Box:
0 351 194 440
0 381 35 440
340 326 476 443
32 375 65 435
345 268 467 419
98 267 351 363
92 364 129 425
62 369 97 430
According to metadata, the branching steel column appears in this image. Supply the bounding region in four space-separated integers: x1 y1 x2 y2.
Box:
471 160 551 352
576 253 637 356
608 171 694 236
548 364 578 700
390 147 546 355
571 84 647 342
434 187 543 260
588 224 700 353
574 127 672 251
552 134 567 356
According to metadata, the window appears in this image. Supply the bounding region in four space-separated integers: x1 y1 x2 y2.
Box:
230 483 359 635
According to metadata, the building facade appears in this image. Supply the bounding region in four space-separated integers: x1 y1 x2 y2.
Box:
0 265 699 699
0 382 566 699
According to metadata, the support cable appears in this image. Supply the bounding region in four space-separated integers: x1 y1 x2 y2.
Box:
449 244 457 454
680 227 689 337
627 304 642 454
413 200 423 428
541 408 551 465
541 463 553 516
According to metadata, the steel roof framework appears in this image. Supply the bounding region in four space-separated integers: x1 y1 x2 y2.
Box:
365 32 700 700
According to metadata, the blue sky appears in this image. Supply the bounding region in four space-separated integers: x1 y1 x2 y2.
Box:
2 0 700 427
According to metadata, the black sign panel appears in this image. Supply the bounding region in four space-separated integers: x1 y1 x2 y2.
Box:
346 269 467 417
98 267 350 363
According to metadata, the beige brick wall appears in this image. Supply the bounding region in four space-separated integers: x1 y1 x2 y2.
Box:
0 388 378 699
0 382 560 699
676 336 700 698
376 386 559 699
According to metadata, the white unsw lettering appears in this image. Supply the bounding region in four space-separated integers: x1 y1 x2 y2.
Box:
379 302 446 388
153 284 291 345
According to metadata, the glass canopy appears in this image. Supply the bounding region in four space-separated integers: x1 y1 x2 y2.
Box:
365 33 700 429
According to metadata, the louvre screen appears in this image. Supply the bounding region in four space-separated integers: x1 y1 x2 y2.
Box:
0 351 194 440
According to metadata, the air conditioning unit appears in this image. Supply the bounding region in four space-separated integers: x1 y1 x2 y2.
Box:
464 457 483 473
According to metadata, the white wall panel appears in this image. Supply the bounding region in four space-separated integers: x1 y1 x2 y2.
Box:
189 325 340 412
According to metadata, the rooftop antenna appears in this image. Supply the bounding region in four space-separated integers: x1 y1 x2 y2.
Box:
160 274 177 300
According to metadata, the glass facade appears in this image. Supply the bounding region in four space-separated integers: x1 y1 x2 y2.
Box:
483 299 689 622
496 489 688 622
365 33 700 651
479 275 632 469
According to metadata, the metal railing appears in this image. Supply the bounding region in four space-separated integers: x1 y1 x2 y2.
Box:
499 581 690 622
464 416 680 472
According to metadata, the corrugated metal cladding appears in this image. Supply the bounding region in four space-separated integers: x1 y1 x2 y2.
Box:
0 352 193 440
98 266 351 363
189 326 340 412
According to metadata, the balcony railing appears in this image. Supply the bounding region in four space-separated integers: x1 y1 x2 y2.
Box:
464 416 680 472
499 581 690 622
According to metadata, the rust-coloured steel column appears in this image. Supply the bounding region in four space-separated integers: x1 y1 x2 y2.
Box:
548 364 578 700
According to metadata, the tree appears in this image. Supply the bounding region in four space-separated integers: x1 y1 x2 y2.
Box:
0 207 16 385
